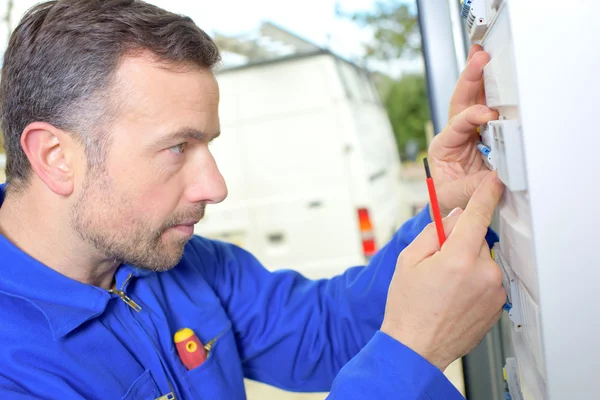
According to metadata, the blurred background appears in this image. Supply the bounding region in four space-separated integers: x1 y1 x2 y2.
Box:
0 0 463 398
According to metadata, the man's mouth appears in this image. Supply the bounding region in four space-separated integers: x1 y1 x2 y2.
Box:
168 217 202 236
170 223 196 236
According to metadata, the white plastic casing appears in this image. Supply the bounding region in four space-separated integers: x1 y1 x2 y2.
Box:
466 0 489 41
493 245 524 331
505 357 525 400
480 120 527 192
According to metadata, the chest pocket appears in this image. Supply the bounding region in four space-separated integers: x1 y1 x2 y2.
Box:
140 261 247 398
170 321 246 399
121 369 163 400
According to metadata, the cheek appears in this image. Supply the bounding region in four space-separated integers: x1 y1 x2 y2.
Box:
104 151 183 219
122 180 183 222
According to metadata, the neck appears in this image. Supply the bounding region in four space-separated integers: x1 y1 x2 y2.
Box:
0 184 118 289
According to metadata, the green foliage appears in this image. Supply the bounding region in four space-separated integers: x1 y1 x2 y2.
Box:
337 0 430 160
383 74 429 159
336 0 421 61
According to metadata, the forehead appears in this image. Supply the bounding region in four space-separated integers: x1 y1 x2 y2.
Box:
110 54 220 138
116 53 219 96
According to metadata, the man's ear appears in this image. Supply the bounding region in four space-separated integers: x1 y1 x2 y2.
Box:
20 122 81 196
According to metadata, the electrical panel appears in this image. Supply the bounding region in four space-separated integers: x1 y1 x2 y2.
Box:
458 0 600 398
462 0 545 398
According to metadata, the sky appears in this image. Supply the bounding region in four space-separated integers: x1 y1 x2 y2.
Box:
0 0 424 77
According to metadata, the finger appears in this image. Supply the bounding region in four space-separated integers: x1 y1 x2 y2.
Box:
466 44 483 62
399 208 464 266
439 104 498 149
448 51 491 119
479 239 491 259
490 309 504 325
437 170 491 214
447 172 505 255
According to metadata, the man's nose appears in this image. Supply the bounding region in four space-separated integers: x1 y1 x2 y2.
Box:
185 152 228 205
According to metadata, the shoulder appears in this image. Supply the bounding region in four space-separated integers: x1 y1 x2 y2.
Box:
178 235 241 285
178 235 263 289
180 234 224 272
182 235 257 270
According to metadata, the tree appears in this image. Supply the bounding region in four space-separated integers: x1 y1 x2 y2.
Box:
337 1 431 161
383 74 429 160
335 0 421 61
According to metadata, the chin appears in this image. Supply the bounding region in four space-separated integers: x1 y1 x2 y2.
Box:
135 254 182 272
125 240 188 272
112 222 196 270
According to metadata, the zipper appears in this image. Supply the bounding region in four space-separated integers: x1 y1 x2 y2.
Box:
109 272 177 398
108 273 142 312
203 327 228 356
154 394 175 400
204 336 217 355
130 311 179 400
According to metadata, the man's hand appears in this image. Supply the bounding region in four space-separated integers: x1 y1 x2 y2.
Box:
381 172 506 371
428 45 499 216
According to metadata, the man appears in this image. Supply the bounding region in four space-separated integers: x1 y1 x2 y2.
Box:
0 1 505 399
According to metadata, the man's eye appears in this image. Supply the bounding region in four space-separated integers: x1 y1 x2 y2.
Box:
169 143 186 154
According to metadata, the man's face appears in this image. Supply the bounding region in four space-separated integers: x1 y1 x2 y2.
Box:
70 55 227 271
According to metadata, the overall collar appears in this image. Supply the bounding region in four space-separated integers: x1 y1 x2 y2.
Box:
0 183 152 340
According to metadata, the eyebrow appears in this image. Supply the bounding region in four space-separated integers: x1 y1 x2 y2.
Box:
151 128 221 148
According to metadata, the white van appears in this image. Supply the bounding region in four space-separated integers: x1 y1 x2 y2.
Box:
195 50 406 279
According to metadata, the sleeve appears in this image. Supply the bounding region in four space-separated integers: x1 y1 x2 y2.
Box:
327 331 465 399
201 205 498 394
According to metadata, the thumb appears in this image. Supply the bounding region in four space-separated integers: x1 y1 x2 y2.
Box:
438 170 491 213
399 207 464 267
447 171 505 256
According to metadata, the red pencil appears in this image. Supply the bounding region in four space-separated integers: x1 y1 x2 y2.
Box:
423 157 446 247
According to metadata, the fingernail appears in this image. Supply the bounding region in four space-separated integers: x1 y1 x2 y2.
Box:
449 207 462 217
